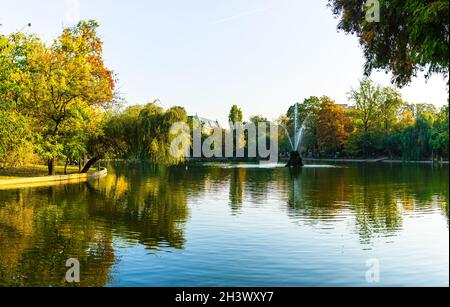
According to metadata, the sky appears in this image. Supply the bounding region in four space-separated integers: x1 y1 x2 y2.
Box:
1 0 448 125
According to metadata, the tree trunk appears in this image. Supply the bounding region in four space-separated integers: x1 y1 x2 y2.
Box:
80 157 99 174
48 157 55 176
64 159 69 175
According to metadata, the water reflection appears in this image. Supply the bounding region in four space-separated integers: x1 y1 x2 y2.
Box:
87 164 189 250
286 164 448 242
0 185 115 286
0 162 448 286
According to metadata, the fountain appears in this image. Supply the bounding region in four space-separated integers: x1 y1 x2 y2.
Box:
283 105 307 168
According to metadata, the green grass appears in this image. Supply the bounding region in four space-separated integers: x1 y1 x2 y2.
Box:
0 165 83 180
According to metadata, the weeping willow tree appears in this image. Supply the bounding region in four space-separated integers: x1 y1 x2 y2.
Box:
400 114 434 161
139 103 189 165
431 105 449 159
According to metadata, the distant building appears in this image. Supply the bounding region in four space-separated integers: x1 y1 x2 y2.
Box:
189 115 221 135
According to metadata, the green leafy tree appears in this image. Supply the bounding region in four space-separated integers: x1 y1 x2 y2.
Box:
287 96 321 156
0 33 39 167
139 102 188 165
400 114 434 160
228 105 243 125
228 105 244 155
20 20 115 174
379 87 404 132
102 105 144 160
328 0 449 87
347 80 404 157
431 105 449 159
249 115 269 156
0 110 34 168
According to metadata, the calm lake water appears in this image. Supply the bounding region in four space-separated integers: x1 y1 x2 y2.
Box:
0 162 448 287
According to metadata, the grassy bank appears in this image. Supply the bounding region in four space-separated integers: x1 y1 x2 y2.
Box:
0 165 82 180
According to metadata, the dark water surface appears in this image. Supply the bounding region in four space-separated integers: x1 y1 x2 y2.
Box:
0 162 448 286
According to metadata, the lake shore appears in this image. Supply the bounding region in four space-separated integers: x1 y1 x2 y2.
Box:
0 167 107 190
103 158 450 165
0 165 82 180
302 158 449 164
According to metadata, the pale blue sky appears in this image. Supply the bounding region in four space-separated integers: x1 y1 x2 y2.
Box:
1 0 448 124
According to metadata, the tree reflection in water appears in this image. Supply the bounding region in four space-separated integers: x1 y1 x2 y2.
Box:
0 162 448 286
285 164 449 243
0 185 114 286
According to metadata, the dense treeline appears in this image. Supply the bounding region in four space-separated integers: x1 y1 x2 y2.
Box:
104 84 449 163
0 21 206 171
227 81 449 161
1 20 448 173
279 80 449 160
0 22 188 172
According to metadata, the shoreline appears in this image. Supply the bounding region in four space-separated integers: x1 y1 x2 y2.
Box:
0 168 108 190
302 158 449 165
102 158 450 165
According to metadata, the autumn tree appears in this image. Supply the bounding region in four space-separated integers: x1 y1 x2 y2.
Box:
20 20 114 175
317 97 352 155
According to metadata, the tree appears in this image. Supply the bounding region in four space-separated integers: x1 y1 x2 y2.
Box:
249 115 268 125
349 79 403 157
379 87 404 132
0 33 38 167
348 80 384 134
328 0 449 87
400 114 434 160
317 97 351 155
228 105 244 156
413 103 438 118
228 105 243 125
0 110 34 168
102 105 144 160
139 102 189 165
431 105 449 159
287 96 321 156
249 115 269 157
20 20 114 174
139 102 165 161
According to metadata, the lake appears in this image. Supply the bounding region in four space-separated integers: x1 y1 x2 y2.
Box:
0 162 448 287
